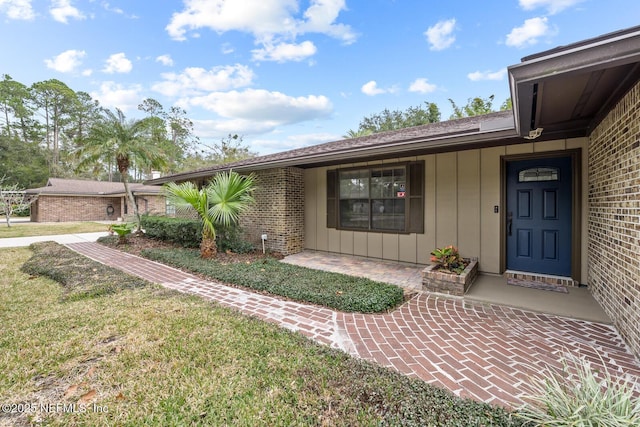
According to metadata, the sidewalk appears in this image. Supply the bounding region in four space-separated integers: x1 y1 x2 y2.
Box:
0 232 108 248
66 241 640 409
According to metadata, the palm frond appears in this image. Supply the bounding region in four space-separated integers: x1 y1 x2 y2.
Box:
207 172 256 227
163 181 215 238
162 172 256 254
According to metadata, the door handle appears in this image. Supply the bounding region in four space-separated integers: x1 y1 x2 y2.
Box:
507 212 513 236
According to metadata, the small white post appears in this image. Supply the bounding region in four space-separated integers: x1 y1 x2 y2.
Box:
261 234 267 254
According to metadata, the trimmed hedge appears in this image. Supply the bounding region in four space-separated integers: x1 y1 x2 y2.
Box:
141 248 405 313
141 215 201 248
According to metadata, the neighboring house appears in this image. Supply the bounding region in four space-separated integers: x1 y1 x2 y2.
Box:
147 27 640 358
26 178 166 222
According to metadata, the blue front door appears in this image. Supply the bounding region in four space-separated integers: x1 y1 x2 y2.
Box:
506 157 572 276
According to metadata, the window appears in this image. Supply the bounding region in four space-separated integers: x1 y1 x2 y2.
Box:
166 199 176 216
518 167 559 182
327 161 424 233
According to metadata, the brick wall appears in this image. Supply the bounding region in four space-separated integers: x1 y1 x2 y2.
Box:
239 167 304 255
136 195 166 217
32 194 166 222
33 196 123 222
588 80 640 358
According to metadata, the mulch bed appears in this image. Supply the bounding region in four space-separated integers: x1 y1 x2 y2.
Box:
101 233 284 264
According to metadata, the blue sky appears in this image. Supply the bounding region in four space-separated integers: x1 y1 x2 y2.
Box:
1 1 639 155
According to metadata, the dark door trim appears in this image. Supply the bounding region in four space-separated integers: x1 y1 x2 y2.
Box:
500 149 582 281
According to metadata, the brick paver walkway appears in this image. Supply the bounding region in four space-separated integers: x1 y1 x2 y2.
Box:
67 242 640 409
283 250 424 292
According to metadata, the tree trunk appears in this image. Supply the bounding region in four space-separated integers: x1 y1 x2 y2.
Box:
200 236 217 259
117 155 142 233
121 171 141 233
19 117 28 143
3 103 10 137
1 192 12 227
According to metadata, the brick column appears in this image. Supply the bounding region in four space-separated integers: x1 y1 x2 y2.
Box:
239 167 304 255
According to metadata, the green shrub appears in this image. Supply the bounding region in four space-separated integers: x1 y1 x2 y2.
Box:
141 248 405 313
109 222 134 244
141 215 201 248
20 241 149 301
216 223 255 254
13 205 31 217
516 353 640 426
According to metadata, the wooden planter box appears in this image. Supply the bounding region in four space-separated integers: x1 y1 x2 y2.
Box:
422 258 478 296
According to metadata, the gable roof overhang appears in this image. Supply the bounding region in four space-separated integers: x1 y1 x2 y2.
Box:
509 26 640 139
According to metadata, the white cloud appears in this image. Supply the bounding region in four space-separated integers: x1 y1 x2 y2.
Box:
152 64 255 97
0 0 35 20
188 88 335 151
467 69 507 81
193 118 280 138
102 52 133 74
506 17 551 48
90 81 142 112
102 1 137 19
102 2 123 15
361 80 397 96
408 78 437 94
44 49 86 73
81 68 93 76
222 43 234 54
50 0 85 24
185 89 332 125
155 54 174 66
166 0 296 41
297 0 357 44
252 40 317 62
519 0 583 14
166 0 355 62
425 18 456 51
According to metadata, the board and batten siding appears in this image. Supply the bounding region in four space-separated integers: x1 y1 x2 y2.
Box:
304 138 588 276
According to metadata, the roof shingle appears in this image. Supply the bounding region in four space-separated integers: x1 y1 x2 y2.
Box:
26 178 162 196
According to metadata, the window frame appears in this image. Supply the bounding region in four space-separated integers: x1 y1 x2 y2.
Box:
327 161 424 234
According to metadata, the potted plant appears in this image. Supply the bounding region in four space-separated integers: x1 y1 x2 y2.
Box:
422 245 478 296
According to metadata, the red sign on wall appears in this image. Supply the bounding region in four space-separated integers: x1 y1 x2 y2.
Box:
397 191 406 198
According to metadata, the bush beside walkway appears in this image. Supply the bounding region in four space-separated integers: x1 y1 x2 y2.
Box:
141 247 406 313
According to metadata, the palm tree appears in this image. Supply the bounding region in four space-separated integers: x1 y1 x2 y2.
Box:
163 171 256 258
75 108 166 232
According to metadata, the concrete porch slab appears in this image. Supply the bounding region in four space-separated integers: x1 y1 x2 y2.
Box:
466 274 611 324
283 250 611 324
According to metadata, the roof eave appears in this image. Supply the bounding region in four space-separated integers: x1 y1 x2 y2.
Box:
508 26 640 136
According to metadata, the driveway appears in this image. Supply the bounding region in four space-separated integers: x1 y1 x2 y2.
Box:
0 232 109 248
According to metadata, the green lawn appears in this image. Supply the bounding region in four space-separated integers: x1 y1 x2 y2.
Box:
0 221 109 238
0 244 524 426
